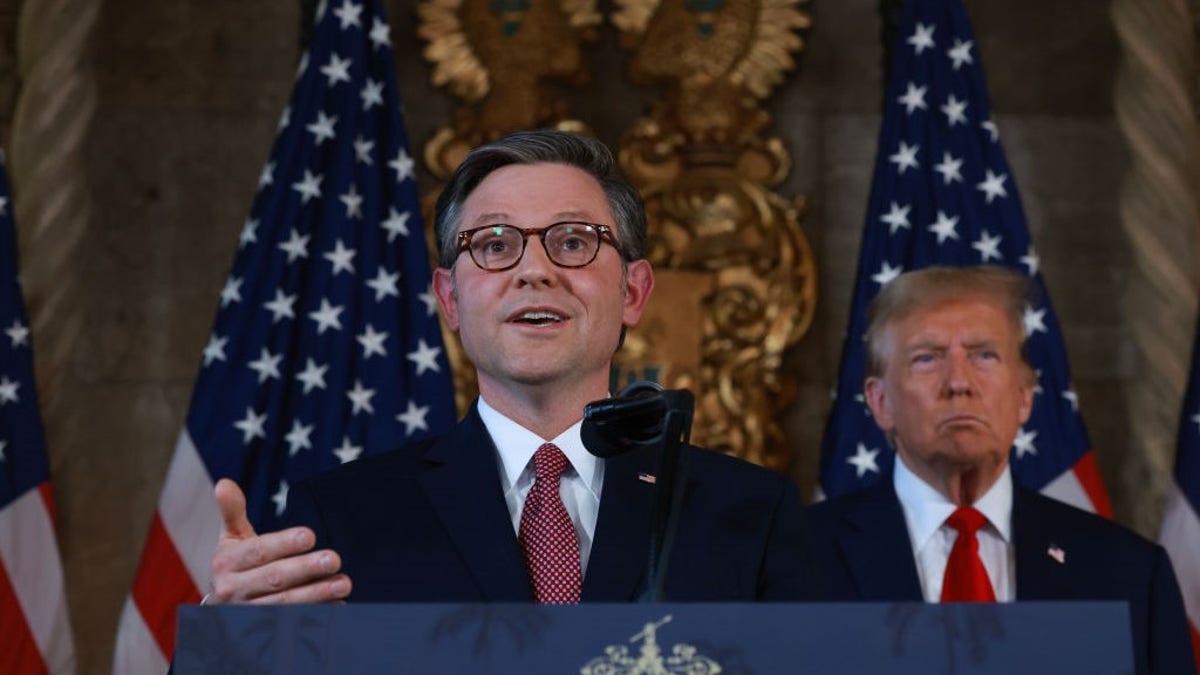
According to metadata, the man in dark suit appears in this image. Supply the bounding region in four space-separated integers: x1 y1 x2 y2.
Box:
808 266 1194 675
205 129 816 604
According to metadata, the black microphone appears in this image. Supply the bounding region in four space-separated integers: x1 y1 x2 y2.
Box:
581 381 666 458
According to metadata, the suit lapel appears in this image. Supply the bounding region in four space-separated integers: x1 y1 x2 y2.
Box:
417 406 533 601
1012 487 1074 600
581 445 656 601
838 485 924 601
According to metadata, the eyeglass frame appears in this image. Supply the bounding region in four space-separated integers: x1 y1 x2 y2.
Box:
453 221 620 272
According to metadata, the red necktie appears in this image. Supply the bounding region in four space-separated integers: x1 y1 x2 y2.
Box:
517 443 581 603
940 506 996 602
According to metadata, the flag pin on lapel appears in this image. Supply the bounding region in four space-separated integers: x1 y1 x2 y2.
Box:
638 472 657 484
1047 544 1065 564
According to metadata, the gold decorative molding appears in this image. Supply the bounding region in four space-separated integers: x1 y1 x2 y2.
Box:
611 0 814 470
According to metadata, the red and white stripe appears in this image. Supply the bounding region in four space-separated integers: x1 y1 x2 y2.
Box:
1040 451 1113 517
0 483 75 674
1161 482 1200 669
113 430 220 674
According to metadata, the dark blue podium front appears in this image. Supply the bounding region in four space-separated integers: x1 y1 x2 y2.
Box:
175 601 1132 673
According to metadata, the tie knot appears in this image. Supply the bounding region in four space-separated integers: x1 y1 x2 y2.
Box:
946 506 988 535
533 443 569 482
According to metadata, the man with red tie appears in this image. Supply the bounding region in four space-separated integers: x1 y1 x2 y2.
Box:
204 129 818 607
808 266 1194 675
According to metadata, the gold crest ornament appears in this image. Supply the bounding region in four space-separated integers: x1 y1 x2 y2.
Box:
580 615 722 674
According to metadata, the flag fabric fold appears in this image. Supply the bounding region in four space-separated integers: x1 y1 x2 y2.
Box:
114 0 456 670
0 151 76 674
1162 320 1200 669
817 0 1110 516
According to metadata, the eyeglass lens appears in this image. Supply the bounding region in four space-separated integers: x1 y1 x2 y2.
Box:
469 223 601 270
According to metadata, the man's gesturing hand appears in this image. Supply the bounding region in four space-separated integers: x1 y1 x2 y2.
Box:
207 478 352 604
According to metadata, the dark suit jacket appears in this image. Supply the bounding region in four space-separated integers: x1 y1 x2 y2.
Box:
807 479 1195 675
283 405 820 602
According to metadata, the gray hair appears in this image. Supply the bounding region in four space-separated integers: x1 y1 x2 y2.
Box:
432 129 647 268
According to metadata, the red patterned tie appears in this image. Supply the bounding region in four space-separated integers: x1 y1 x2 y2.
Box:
518 443 581 603
941 506 996 602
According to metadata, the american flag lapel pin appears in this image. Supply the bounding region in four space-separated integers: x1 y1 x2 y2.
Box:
1047 543 1065 564
638 472 657 484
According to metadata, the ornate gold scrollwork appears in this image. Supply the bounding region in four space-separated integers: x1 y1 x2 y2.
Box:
611 0 815 470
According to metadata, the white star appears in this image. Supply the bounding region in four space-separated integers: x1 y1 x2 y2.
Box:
879 201 911 234
1023 304 1047 337
319 54 352 87
285 420 314 456
972 230 1003 262
888 140 920 175
332 0 363 29
308 299 344 334
295 50 310 80
927 210 960 244
366 268 400 301
258 161 275 188
940 94 968 127
234 407 268 444
1033 369 1044 395
369 18 392 49
220 277 243 307
1063 389 1079 412
292 169 324 203
907 22 935 54
0 439 6 461
1020 247 1040 276
295 358 328 394
347 379 376 415
5 319 29 347
334 436 363 463
406 339 443 375
381 207 411 242
1012 427 1038 458
324 239 356 275
397 400 430 436
976 169 1009 204
202 334 228 366
419 286 439 316
247 348 283 383
353 135 374 165
360 78 383 111
981 119 999 142
897 82 928 115
278 229 310 262
263 289 297 323
933 151 963 185
271 480 289 516
0 376 20 404
871 261 903 286
389 149 415 182
339 184 364 220
306 111 338 145
947 38 974 70
0 196 8 216
357 324 389 359
277 106 291 131
846 443 880 478
239 218 259 248
315 0 328 20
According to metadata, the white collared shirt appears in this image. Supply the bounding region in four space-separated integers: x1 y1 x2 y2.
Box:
477 397 605 575
893 455 1016 602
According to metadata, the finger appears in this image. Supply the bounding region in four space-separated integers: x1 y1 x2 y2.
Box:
215 526 317 574
215 549 343 603
214 479 255 540
246 574 353 605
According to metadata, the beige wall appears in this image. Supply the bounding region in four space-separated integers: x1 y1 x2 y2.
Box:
9 0 1178 671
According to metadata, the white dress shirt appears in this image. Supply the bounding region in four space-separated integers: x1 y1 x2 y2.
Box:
892 455 1016 602
477 397 604 576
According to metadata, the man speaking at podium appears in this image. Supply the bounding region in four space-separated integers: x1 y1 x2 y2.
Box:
204 130 818 606
808 266 1194 675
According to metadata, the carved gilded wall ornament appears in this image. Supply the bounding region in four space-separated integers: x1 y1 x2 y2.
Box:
610 0 815 470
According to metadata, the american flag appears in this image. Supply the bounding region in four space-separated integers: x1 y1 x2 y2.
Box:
1161 319 1200 668
0 150 75 673
112 0 456 671
817 0 1110 516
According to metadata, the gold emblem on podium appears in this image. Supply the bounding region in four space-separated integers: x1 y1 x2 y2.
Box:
580 614 722 674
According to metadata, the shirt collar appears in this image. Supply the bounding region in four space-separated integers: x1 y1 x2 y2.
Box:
476 396 602 497
893 453 1013 550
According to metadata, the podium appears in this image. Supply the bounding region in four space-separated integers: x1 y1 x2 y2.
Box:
175 601 1132 673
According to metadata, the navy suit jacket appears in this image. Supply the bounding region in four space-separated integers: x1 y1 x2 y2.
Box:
283 405 820 602
807 480 1195 675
